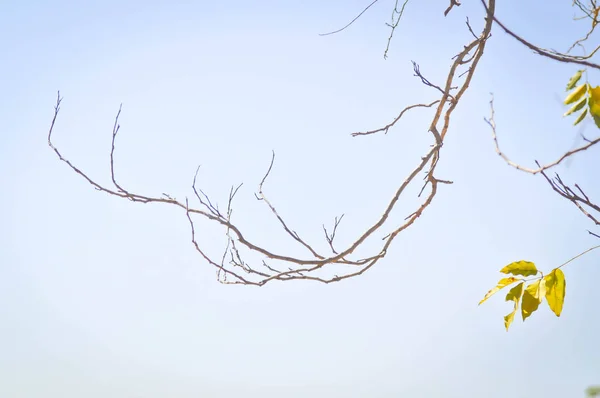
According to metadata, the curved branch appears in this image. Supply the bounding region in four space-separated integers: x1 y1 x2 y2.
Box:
480 0 600 70
539 167 600 227
319 0 380 36
485 95 600 174
48 0 496 285
351 100 440 137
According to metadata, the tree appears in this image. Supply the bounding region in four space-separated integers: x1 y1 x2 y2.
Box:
47 0 599 330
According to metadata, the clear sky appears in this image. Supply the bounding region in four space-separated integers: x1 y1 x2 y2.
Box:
1 1 599 397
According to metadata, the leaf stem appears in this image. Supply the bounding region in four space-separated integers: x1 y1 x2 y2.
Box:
557 244 600 269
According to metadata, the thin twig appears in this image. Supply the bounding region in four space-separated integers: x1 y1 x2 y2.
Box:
384 0 410 59
352 100 439 136
485 95 600 174
557 244 600 269
319 0 380 36
480 0 600 70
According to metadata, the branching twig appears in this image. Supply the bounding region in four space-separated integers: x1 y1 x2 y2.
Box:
412 62 456 101
480 0 600 70
254 151 324 259
538 165 600 227
485 95 600 174
351 100 439 136
568 0 600 54
48 0 497 285
384 0 410 59
323 214 344 255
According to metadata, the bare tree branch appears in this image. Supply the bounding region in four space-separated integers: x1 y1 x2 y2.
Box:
538 165 600 228
323 214 344 255
351 100 439 137
412 61 456 101
48 0 496 285
480 0 600 69
254 151 325 259
481 1 600 243
444 0 461 17
568 0 600 54
485 95 600 174
383 0 410 59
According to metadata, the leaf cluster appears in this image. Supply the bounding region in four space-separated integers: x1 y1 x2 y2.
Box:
479 261 566 331
564 69 600 127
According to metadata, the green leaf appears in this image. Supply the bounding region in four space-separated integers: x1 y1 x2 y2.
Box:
566 70 584 91
586 386 600 397
521 279 546 321
544 269 566 317
504 282 524 331
563 95 587 117
564 84 588 105
479 277 520 305
573 107 588 126
500 260 538 277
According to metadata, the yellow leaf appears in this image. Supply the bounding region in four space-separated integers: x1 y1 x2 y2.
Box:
566 70 584 91
504 312 516 332
504 282 524 331
500 261 538 277
573 107 588 126
563 96 587 117
588 85 600 119
564 84 588 105
588 85 600 101
479 277 520 305
521 279 546 321
544 269 566 317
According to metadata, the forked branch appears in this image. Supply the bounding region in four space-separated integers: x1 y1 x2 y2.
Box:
485 95 600 175
483 2 600 237
538 166 600 232
48 1 496 285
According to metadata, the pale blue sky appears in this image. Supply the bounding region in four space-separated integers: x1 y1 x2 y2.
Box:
1 1 599 397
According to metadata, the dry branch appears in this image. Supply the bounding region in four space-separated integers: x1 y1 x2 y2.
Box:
48 1 496 285
482 3 600 239
485 95 600 174
538 166 600 230
480 0 600 70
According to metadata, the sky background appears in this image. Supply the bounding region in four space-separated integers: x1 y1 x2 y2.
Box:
1 0 599 397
